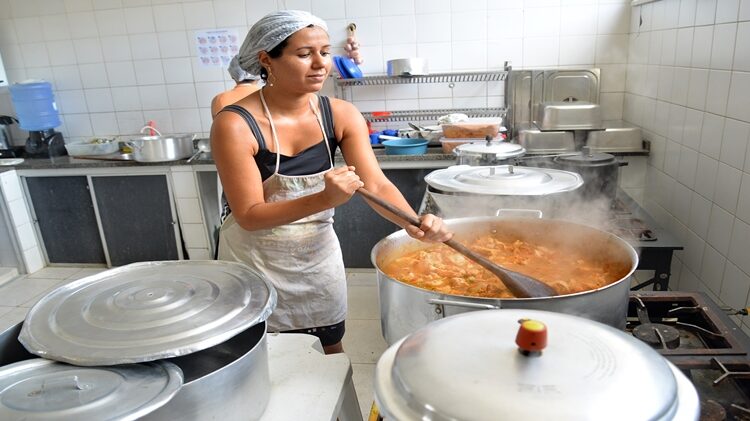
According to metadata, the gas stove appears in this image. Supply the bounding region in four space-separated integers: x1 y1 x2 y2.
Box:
628 291 750 420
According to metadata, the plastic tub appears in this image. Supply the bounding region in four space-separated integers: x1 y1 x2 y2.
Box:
65 139 119 156
439 138 475 154
381 138 428 155
441 118 502 139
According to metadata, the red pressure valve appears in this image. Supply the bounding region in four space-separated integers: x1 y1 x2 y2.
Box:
515 318 548 356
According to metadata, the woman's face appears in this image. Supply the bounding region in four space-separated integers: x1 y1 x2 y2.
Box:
265 26 332 93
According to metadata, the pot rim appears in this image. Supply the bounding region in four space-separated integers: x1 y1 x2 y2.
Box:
370 216 639 302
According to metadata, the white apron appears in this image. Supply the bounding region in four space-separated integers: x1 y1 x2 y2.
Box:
217 90 347 332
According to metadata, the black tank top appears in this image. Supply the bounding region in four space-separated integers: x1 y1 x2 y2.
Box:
220 96 338 181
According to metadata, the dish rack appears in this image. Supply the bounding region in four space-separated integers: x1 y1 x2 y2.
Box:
333 71 508 125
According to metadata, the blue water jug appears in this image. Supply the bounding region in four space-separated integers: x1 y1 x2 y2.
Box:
9 81 61 131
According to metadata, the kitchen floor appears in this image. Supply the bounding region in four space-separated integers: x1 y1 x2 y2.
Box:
0 266 383 420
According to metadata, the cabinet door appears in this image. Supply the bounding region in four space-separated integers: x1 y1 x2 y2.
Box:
92 175 179 266
333 169 432 268
25 176 106 264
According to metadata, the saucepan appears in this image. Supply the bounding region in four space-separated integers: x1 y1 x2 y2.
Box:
125 126 196 162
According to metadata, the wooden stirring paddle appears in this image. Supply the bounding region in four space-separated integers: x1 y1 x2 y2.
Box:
357 188 558 298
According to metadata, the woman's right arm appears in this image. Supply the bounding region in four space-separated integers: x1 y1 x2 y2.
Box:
210 111 361 231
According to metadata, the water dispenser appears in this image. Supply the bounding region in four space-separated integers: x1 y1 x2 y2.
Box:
9 81 66 157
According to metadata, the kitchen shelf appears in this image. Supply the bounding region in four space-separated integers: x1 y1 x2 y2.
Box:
333 71 507 87
362 107 505 122
333 70 508 126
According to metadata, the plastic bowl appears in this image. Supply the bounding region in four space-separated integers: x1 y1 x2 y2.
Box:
381 138 429 155
65 139 119 156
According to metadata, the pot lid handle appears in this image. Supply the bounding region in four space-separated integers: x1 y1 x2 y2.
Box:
516 318 547 356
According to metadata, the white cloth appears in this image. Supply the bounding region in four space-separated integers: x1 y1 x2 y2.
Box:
227 55 259 82
237 10 328 76
217 90 346 332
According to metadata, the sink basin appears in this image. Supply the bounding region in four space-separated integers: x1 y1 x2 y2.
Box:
0 158 24 166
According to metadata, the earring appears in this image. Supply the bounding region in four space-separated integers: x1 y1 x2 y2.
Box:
267 68 276 87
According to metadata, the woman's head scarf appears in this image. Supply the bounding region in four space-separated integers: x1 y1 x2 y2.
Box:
227 55 259 82
237 10 328 76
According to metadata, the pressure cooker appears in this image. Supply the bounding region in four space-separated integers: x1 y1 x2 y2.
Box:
552 147 625 209
374 309 700 420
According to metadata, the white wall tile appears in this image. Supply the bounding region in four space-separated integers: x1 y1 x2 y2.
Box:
415 13 450 43
727 71 750 123
52 65 83 90
690 25 713 68
728 219 750 275
686 68 708 109
598 3 630 34
701 243 725 293
105 60 136 86
716 0 740 23
595 34 628 63
705 70 731 115
176 197 203 224
134 59 165 85
668 103 686 143
129 33 161 60
713 162 742 212
694 153 719 198
560 5 597 35
85 88 114 112
22 246 44 273
677 145 699 188
671 66 690 105
720 261 750 310
17 222 39 251
741 0 750 20
213 0 245 27
674 27 693 67
695 0 718 26
720 118 750 169
660 29 677 66
158 32 189 58
678 0 697 27
737 173 750 224
187 248 210 260
123 6 154 34
524 36 559 67
7 197 30 227
682 108 703 150
710 23 737 70
673 178 693 223
170 108 202 133
95 9 126 36
152 4 185 32
100 35 132 62
111 86 141 111
183 1 215 29
707 203 734 255
452 11 487 42
79 63 110 88
381 15 416 44
57 90 89 113
524 6 560 37
170 171 198 198
138 84 169 110
664 139 681 177
345 0 379 17
90 112 119 135
166 83 198 109
689 191 713 237
559 35 595 65
699 112 724 159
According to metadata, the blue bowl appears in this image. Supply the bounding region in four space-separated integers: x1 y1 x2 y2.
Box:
381 138 429 155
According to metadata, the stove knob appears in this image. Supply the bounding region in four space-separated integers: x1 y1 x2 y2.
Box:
516 318 547 356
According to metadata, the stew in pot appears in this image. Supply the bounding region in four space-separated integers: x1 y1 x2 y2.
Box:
382 233 631 298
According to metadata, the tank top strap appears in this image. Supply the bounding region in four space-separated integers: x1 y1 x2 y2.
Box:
220 104 268 151
317 96 336 143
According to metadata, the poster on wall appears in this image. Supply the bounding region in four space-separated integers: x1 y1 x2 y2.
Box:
194 29 240 68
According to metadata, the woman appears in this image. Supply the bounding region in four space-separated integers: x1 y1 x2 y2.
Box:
210 55 261 118
211 10 451 354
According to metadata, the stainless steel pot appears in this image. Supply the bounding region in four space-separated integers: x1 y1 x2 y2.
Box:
126 132 196 162
371 216 638 345
552 148 623 209
387 58 429 76
425 165 583 218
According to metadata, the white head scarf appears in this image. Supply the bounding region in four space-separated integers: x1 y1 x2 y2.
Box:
237 10 328 77
227 55 259 82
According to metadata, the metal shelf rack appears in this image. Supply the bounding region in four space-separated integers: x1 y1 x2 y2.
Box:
332 70 508 126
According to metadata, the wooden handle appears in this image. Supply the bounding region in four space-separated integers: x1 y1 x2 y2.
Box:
357 188 421 227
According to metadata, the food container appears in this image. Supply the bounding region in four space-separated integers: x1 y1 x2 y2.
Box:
586 120 643 152
553 148 623 209
453 140 526 166
516 123 575 154
442 118 502 139
424 164 583 218
64 138 119 156
386 58 429 77
16 260 277 421
374 309 699 420
439 137 475 154
381 138 428 155
535 100 602 131
371 216 638 345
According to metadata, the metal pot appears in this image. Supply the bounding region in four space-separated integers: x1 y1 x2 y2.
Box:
371 216 638 345
425 165 583 218
454 139 525 166
374 309 699 420
126 132 196 162
13 261 276 420
387 58 429 77
553 148 623 209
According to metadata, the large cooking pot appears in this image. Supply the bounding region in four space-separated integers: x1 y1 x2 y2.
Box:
553 148 623 209
11 261 276 420
425 164 583 218
374 309 699 420
125 127 196 162
372 216 638 345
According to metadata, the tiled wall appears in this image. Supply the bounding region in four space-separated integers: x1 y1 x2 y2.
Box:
0 0 631 145
0 170 44 273
623 0 750 330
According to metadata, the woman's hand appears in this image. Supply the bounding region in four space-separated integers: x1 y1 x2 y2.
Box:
321 166 364 208
405 214 453 243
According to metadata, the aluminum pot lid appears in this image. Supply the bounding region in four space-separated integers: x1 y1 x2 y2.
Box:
425 165 582 195
0 358 182 420
19 261 277 366
454 141 525 158
375 309 685 421
555 151 616 165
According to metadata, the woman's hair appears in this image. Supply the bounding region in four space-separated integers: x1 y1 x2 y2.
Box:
259 24 318 81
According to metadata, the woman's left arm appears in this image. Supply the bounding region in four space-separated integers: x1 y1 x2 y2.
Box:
331 98 451 243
